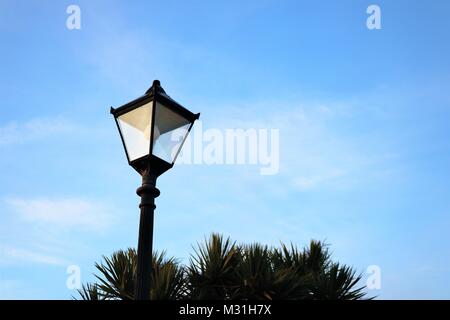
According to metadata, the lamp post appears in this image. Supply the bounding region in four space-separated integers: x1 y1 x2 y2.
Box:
110 80 200 300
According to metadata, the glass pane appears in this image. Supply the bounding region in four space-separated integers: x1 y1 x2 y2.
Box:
117 102 152 161
152 101 191 163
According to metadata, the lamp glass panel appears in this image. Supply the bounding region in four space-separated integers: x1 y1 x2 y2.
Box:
152 101 191 164
117 102 153 161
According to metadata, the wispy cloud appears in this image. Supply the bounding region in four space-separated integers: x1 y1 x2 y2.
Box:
293 169 347 191
5 197 114 231
0 117 77 145
0 245 67 266
201 98 397 193
0 280 26 299
0 196 116 267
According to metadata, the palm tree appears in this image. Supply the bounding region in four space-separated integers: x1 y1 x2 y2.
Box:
233 243 311 299
77 283 104 300
78 234 368 300
272 241 366 300
77 249 184 300
185 234 240 299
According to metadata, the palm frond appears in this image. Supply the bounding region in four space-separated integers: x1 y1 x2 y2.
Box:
76 283 105 300
185 233 239 299
94 248 136 300
151 251 185 300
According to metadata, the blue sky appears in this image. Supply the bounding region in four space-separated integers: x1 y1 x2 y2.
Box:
1 0 449 299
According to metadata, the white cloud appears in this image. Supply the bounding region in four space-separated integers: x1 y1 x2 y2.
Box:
0 280 24 299
293 169 347 191
0 197 116 267
0 117 77 145
201 98 391 192
0 245 66 266
5 197 114 231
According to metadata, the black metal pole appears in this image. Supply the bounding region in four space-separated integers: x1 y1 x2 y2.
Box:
134 170 160 300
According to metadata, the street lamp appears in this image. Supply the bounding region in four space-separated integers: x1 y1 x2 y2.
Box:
110 80 200 300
